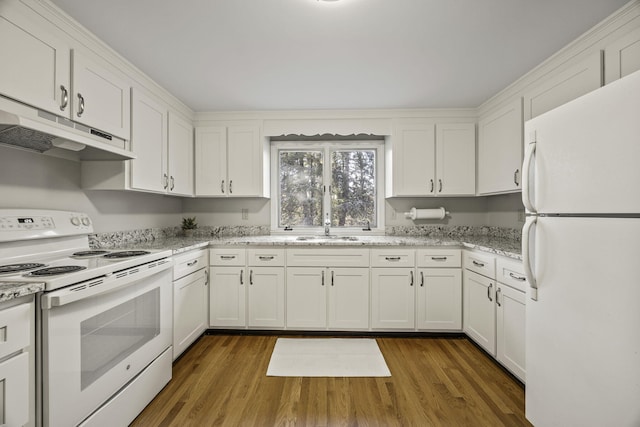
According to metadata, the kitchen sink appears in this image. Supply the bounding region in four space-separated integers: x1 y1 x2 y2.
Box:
295 236 358 241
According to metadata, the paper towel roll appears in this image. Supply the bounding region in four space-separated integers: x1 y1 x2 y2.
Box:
404 207 448 220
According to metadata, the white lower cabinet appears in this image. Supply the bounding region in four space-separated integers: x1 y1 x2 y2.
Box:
286 267 369 330
0 297 34 427
371 267 415 329
209 266 246 327
417 268 462 331
247 267 285 328
463 250 527 382
173 249 208 360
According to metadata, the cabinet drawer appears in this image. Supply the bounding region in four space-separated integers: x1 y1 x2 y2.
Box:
0 303 31 359
247 249 285 266
370 249 415 267
464 251 496 278
286 248 369 267
173 249 208 280
416 249 461 268
496 257 528 293
209 248 246 266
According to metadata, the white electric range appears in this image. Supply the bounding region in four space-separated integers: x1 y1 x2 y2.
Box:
0 209 174 427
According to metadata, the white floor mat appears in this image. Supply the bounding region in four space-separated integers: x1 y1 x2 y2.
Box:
266 338 391 377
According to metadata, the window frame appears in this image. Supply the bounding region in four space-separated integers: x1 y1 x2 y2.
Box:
270 140 385 235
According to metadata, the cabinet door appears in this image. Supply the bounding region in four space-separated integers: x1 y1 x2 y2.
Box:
0 352 29 427
168 112 194 196
0 3 70 116
328 268 370 330
371 268 415 329
209 267 246 327
227 125 262 196
416 268 462 331
496 284 526 381
605 27 640 84
524 51 603 120
435 123 475 196
173 269 207 360
130 89 167 193
195 126 227 196
286 267 326 329
390 123 435 196
463 270 496 355
247 267 285 328
477 98 523 195
71 50 130 139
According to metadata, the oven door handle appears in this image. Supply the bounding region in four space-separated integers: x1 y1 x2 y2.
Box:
41 258 173 309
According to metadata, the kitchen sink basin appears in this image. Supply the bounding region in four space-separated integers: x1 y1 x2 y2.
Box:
295 236 358 241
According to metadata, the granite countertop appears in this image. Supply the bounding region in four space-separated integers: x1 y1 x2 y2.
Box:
0 281 45 303
124 234 522 260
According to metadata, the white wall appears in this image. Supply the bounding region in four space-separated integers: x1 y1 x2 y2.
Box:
385 197 489 227
0 146 183 232
485 193 524 229
182 198 270 226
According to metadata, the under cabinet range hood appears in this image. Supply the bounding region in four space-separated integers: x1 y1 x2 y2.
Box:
0 96 135 161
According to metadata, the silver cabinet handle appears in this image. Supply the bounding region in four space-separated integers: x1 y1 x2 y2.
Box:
221 180 225 193
438 179 443 193
321 270 325 286
496 287 502 307
487 283 493 302
204 270 209 286
163 173 168 189
509 272 526 282
385 256 401 261
420 271 424 287
514 168 520 186
331 270 334 286
249 269 253 285
431 256 447 261
258 256 274 261
472 260 485 267
429 179 434 193
60 85 68 111
229 180 233 194
77 93 85 117
220 255 236 260
187 260 198 266
240 269 244 285
170 176 175 191
410 270 414 286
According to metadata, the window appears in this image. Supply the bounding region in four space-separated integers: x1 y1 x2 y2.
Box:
271 140 384 234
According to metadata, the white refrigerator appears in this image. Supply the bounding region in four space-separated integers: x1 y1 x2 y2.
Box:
522 69 640 426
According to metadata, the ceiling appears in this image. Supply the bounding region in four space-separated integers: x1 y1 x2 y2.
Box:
51 0 631 112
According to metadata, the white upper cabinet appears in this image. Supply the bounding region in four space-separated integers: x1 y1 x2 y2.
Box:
523 51 603 120
0 2 70 115
435 123 476 196
71 50 130 139
195 125 266 197
605 27 640 84
387 122 436 197
387 121 475 197
477 98 523 195
130 89 167 193
167 112 194 196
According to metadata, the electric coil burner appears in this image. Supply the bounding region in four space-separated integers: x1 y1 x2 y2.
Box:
103 250 151 259
28 265 86 276
72 250 110 257
0 262 46 274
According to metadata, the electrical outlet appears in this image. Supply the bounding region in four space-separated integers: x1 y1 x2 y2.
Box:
391 208 397 220
517 210 525 223
241 208 248 220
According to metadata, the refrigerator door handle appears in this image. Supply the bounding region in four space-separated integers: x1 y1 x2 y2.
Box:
522 137 537 213
522 216 538 300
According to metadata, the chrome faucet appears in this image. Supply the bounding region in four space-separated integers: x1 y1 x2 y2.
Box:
324 213 331 236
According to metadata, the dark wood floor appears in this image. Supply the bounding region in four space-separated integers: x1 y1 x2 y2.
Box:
131 334 531 426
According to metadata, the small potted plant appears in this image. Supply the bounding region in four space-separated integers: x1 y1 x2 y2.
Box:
181 217 197 237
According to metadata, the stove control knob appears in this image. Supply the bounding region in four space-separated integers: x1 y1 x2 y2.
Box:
70 217 81 226
81 217 91 226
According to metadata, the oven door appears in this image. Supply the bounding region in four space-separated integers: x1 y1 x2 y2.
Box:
40 267 172 427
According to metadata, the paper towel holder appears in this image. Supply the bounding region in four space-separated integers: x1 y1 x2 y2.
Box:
403 207 450 220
